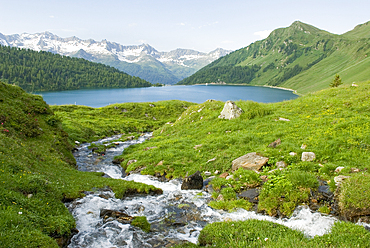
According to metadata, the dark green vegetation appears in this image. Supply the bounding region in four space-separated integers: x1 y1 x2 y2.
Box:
330 74 342 88
51 100 196 143
0 82 161 247
0 45 151 92
131 216 151 233
118 82 370 219
179 21 370 94
174 219 370 248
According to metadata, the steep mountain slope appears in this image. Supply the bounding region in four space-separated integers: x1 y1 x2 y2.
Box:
0 45 152 92
0 32 231 84
179 21 370 94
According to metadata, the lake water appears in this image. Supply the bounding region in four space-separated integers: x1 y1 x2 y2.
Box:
37 85 298 107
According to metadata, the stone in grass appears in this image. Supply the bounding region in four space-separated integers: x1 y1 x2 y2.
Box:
219 172 229 178
335 166 345 173
334 175 350 186
216 194 224 201
218 100 243 120
127 159 137 166
239 188 260 204
268 138 281 148
301 152 316 162
204 171 212 176
226 175 234 180
181 171 203 190
232 152 269 172
276 161 287 169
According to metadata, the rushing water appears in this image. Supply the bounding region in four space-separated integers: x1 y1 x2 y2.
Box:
66 134 349 248
37 85 298 107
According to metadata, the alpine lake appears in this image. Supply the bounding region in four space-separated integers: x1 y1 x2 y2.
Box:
37 85 298 107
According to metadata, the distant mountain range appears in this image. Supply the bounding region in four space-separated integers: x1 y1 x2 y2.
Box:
179 21 370 94
0 32 231 85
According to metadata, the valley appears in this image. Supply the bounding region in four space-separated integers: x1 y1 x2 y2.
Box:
1 19 370 248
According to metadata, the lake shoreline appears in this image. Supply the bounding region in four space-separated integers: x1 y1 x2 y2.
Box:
180 83 301 95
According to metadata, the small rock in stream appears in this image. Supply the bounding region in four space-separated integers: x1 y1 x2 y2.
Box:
181 171 203 190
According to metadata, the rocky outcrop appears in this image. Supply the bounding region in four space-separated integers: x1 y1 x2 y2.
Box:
232 152 269 171
218 101 243 120
181 171 203 190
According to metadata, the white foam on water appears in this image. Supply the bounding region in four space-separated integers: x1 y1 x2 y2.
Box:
68 134 359 247
68 173 339 248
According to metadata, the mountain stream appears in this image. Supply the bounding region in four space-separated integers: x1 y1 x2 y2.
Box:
66 133 359 247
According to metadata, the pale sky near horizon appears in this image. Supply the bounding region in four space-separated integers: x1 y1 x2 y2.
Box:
0 0 369 52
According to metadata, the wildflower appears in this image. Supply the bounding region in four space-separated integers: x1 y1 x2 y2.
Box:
265 238 268 241
18 212 22 215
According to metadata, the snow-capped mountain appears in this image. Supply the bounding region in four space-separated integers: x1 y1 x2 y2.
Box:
0 32 231 84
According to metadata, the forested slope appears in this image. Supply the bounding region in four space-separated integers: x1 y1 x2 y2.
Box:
0 45 152 92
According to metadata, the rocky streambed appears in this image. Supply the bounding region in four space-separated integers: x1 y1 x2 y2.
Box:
66 134 367 247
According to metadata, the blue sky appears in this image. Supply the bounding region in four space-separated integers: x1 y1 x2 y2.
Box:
0 0 369 52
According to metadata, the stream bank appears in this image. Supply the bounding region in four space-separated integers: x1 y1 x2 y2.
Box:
65 134 360 247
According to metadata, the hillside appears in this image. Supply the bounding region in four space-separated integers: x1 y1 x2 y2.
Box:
51 100 196 143
0 45 152 92
113 82 370 242
178 21 370 94
0 32 231 85
0 82 161 247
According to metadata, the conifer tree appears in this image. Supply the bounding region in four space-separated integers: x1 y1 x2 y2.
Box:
330 74 342 87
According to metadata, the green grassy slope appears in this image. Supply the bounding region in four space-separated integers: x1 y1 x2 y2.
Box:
178 21 370 94
0 82 160 247
51 100 196 143
120 81 370 219
343 21 370 38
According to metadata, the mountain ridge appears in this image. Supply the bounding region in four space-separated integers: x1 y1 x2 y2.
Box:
0 32 231 84
178 20 370 94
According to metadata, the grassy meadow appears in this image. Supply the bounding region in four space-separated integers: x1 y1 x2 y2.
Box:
0 82 161 247
2 78 370 247
51 100 196 143
53 81 370 246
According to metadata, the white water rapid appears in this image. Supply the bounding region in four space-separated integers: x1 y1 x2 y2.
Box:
67 134 346 248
